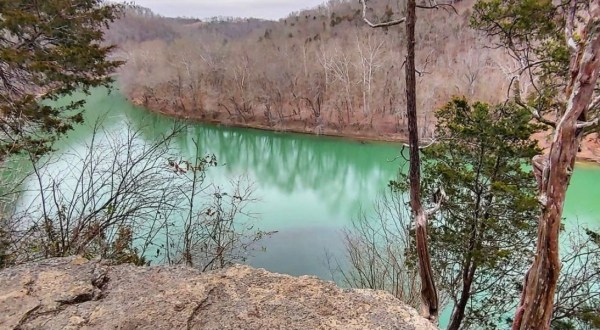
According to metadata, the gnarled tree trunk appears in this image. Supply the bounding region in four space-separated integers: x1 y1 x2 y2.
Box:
405 0 438 321
513 14 600 330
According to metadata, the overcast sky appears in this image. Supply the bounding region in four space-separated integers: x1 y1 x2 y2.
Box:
131 0 328 20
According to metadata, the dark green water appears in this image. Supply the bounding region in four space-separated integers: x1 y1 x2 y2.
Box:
15 88 600 325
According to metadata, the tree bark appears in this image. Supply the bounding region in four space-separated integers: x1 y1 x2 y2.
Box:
513 15 600 330
447 205 479 330
405 0 439 321
448 261 476 330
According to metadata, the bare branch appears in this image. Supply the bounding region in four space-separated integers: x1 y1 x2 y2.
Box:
402 138 437 150
576 118 599 129
518 102 558 128
513 76 557 128
516 60 552 75
360 0 406 28
589 94 600 110
416 1 458 14
425 186 446 217
565 0 578 53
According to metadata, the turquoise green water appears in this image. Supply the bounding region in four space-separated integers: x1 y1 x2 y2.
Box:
564 162 600 229
14 88 600 326
25 88 405 278
23 87 600 275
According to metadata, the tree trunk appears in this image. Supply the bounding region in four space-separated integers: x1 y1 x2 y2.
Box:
513 18 600 330
448 261 476 330
405 0 438 321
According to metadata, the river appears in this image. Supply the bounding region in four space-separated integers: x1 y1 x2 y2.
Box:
12 87 600 326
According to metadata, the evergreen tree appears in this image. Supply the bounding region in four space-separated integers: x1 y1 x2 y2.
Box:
0 0 123 159
471 2 600 328
401 98 541 329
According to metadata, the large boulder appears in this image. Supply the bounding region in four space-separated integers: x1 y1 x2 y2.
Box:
0 257 437 329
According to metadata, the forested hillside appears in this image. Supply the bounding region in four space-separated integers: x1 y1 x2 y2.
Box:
2 2 599 329
109 0 514 140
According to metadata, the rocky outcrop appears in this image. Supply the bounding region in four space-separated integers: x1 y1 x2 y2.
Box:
0 257 436 329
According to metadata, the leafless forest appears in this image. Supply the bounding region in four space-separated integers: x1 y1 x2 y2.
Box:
108 0 518 141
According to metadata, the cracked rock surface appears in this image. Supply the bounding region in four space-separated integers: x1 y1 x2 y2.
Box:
0 257 437 329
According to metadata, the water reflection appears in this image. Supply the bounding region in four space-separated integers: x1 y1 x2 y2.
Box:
17 88 600 280
41 88 405 278
120 98 404 228
186 125 399 215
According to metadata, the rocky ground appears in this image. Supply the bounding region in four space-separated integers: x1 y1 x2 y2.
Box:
0 257 437 330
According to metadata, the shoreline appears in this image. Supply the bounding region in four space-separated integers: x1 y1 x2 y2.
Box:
145 105 600 165
150 108 411 144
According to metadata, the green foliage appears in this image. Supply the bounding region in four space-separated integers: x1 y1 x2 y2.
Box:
471 0 559 42
470 0 573 121
471 2 600 327
470 0 566 69
0 0 123 159
394 98 541 329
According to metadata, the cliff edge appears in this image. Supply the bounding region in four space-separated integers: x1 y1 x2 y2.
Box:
0 257 436 329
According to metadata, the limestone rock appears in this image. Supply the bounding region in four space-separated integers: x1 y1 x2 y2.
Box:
0 257 437 329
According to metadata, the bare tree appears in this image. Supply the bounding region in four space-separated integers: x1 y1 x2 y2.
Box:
360 0 453 322
116 2 515 141
553 226 600 329
327 42 357 124
331 190 428 309
3 120 270 269
355 30 385 118
15 122 184 262
190 177 267 272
